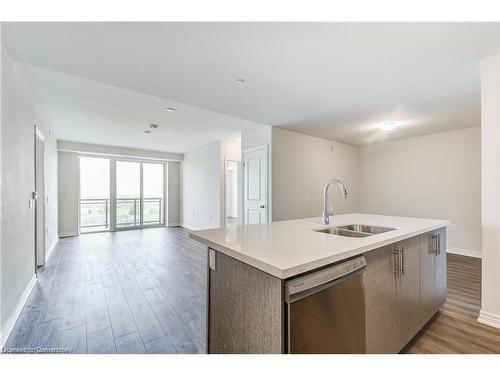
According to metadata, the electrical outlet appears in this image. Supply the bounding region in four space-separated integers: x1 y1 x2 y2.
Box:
209 215 213 221
191 211 195 217
449 223 456 232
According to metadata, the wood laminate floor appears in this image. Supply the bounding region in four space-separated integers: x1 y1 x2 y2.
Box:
4 229 500 354
405 254 500 354
4 227 207 354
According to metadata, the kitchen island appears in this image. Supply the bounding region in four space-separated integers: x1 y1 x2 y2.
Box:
189 213 448 354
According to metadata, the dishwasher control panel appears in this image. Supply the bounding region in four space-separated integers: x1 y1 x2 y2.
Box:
285 256 366 302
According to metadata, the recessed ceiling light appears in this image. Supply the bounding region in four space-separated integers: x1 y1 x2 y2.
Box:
144 130 152 135
165 107 175 112
380 121 398 131
149 123 159 129
235 78 246 84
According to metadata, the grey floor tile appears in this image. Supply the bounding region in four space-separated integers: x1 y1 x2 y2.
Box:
115 332 146 354
87 327 116 354
144 335 177 354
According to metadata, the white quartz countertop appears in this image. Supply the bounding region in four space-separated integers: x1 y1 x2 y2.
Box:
189 213 448 279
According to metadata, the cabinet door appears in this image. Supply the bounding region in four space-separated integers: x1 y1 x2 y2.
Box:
364 244 399 354
419 232 436 325
434 228 447 309
396 236 421 349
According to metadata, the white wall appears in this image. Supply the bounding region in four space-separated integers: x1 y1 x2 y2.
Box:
220 140 241 226
181 141 222 230
479 54 500 328
58 151 80 237
181 139 242 229
226 166 238 218
0 26 3 340
241 125 272 151
167 161 181 226
271 127 359 221
359 127 481 256
1 41 58 340
44 132 58 254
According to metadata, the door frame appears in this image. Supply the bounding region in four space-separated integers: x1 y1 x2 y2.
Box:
223 158 241 226
77 155 168 234
112 157 167 231
34 125 45 270
242 144 269 225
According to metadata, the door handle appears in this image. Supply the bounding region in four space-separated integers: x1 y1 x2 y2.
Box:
32 191 39 200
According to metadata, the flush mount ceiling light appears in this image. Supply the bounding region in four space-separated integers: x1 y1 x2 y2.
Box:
165 107 175 112
149 123 159 129
235 78 246 84
144 130 152 135
380 121 398 131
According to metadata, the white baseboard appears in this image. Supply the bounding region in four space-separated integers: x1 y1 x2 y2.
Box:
45 239 58 263
180 223 202 231
59 231 79 238
0 274 37 349
478 310 500 329
447 246 481 259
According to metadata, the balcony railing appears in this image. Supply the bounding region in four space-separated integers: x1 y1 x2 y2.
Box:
80 198 110 230
80 198 163 231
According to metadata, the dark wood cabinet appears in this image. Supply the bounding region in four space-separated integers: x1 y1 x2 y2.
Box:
364 244 399 353
396 236 421 348
365 228 447 353
434 228 447 308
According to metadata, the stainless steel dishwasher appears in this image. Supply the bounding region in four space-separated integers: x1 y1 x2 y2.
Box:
285 256 366 354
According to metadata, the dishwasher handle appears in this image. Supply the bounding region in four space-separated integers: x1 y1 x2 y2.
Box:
285 256 366 303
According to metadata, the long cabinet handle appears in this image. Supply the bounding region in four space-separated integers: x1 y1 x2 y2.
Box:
400 247 405 276
436 233 441 256
431 233 441 257
431 234 437 255
392 248 400 278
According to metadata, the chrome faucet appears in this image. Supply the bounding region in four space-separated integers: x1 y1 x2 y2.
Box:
322 179 348 225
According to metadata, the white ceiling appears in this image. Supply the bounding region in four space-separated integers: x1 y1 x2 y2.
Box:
2 22 499 147
20 65 261 154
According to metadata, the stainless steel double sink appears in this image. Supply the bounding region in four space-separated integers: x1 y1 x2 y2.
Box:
314 224 396 238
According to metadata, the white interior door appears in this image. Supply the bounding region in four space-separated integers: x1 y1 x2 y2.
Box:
243 146 268 225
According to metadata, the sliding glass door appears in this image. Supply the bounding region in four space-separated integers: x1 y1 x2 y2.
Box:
114 160 165 229
80 157 110 233
79 156 165 232
143 162 165 226
116 161 141 228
